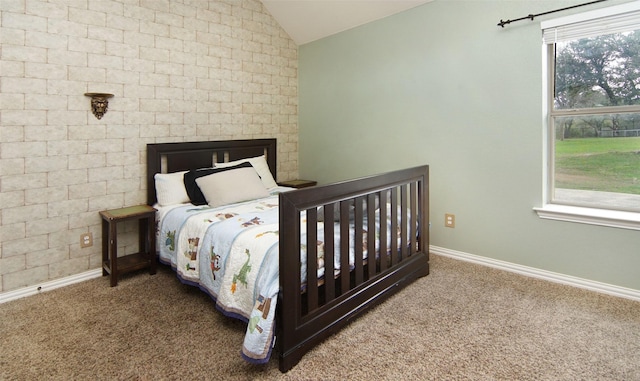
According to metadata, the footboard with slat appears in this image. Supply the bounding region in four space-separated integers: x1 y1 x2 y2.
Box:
277 165 429 372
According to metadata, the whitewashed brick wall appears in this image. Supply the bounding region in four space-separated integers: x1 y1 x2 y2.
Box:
0 0 299 293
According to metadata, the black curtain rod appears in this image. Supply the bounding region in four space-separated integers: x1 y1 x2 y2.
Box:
497 0 608 28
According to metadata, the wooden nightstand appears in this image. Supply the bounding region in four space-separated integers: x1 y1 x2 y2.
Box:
100 205 157 287
278 179 317 189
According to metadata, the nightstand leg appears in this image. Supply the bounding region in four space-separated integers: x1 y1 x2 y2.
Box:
101 219 108 276
109 222 118 287
149 217 157 275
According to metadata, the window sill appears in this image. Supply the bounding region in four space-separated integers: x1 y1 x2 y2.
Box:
534 204 640 231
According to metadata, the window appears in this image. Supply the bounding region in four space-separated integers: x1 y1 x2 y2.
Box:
537 3 640 230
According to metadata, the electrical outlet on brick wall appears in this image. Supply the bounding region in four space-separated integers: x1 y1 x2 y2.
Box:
80 233 93 248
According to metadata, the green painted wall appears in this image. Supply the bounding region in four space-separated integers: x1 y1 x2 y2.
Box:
298 1 640 291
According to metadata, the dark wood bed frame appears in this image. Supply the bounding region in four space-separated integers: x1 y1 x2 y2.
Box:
147 139 429 372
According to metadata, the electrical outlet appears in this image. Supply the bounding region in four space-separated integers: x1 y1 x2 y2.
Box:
445 213 455 228
80 232 93 248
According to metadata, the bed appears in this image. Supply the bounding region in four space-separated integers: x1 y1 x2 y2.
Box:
146 139 429 372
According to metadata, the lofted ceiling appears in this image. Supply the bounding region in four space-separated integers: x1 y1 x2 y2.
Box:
260 0 433 45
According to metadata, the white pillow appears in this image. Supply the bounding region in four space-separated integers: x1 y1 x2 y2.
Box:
214 155 278 189
154 171 190 206
195 167 270 207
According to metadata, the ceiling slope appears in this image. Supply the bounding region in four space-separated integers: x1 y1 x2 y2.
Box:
261 0 433 45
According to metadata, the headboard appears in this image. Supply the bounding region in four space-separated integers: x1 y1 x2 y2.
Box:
146 139 277 205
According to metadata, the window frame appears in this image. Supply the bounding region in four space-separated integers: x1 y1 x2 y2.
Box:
535 2 640 231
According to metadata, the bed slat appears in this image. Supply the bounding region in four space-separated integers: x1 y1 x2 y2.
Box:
323 203 336 301
400 184 408 261
367 193 376 279
340 201 350 294
379 190 389 272
354 196 364 286
390 187 399 267
306 207 318 312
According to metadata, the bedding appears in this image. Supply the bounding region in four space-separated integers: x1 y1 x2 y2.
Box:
154 170 190 206
195 166 270 207
156 188 410 363
154 159 271 209
183 162 256 205
157 191 285 362
214 155 279 189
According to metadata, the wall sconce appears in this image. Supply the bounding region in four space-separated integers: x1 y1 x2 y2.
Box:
84 93 114 120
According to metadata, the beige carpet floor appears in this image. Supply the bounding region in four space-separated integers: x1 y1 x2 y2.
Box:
1 254 639 381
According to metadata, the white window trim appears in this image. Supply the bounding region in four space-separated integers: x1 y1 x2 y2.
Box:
536 2 640 231
534 204 640 231
540 1 640 32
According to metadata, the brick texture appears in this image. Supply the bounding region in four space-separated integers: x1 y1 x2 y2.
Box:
0 0 298 293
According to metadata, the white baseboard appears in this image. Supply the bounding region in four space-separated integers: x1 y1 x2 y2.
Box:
0 269 103 304
430 245 640 302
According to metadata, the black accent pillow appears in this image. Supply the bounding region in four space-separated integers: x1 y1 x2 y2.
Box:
183 162 253 205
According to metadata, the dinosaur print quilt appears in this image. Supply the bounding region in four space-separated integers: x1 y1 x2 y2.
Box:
155 188 409 364
157 189 288 364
